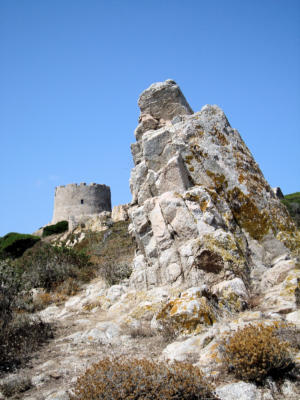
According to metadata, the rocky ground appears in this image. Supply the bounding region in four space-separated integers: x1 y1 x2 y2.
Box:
1 260 299 399
0 277 167 400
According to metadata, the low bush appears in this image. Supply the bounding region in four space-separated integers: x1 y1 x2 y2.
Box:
71 357 218 400
0 232 40 258
0 313 52 372
42 220 69 237
281 192 300 228
99 260 132 286
0 260 52 372
223 322 294 383
18 242 92 292
74 221 135 285
0 242 93 315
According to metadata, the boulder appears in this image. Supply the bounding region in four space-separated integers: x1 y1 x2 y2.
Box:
215 382 261 400
272 186 284 199
112 204 129 222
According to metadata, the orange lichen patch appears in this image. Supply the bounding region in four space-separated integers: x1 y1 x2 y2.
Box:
183 193 208 212
205 188 220 204
200 199 208 212
128 301 162 320
83 302 100 312
156 290 218 335
184 155 194 164
238 174 246 184
206 170 228 193
189 166 195 172
227 187 271 241
211 127 229 146
187 136 209 162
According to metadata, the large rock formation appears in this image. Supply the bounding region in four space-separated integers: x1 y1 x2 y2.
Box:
128 80 299 294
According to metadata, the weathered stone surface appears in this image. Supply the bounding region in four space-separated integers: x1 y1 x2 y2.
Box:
272 186 284 199
260 262 300 314
153 287 219 335
45 390 69 400
212 277 249 312
138 79 193 125
215 382 261 400
111 204 129 222
128 79 299 293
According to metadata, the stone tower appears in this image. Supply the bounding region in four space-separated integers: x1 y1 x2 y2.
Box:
52 183 111 224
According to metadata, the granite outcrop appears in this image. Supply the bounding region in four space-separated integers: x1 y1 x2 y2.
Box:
128 80 300 305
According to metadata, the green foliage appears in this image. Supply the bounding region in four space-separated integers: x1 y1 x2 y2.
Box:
0 232 40 258
281 192 300 228
17 241 92 292
42 220 69 237
224 322 293 383
0 241 93 315
71 357 218 400
284 192 300 203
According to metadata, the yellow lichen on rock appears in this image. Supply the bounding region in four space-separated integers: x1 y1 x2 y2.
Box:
227 187 271 241
156 288 218 335
276 230 300 257
200 232 247 274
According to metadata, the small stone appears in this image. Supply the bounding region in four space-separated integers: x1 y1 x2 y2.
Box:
45 390 69 400
49 371 61 379
215 381 261 400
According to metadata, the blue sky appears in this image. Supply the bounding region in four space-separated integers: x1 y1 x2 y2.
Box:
0 0 299 236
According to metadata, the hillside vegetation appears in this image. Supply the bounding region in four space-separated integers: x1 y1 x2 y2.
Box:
0 233 40 259
0 220 135 375
282 192 300 228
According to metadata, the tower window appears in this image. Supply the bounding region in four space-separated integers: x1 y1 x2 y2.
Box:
81 199 84 204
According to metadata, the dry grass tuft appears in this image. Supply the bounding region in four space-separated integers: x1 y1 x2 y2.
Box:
70 357 219 400
223 322 294 382
127 322 155 339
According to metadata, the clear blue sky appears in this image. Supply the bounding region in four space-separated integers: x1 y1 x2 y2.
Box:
0 0 299 236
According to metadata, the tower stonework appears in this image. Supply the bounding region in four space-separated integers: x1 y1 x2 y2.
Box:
52 183 111 224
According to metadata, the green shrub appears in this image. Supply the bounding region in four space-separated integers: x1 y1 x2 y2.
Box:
0 242 93 315
223 322 293 382
71 357 218 400
0 232 40 258
281 192 300 228
18 242 92 292
42 220 69 237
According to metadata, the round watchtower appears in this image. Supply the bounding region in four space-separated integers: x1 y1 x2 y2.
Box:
52 182 111 224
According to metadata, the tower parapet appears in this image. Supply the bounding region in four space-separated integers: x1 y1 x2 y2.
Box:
52 182 111 224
